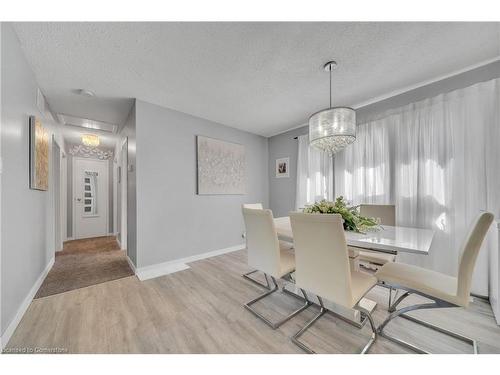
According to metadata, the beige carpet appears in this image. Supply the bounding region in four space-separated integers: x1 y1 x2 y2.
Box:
35 236 134 299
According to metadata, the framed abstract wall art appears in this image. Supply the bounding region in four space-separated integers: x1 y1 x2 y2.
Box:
197 135 246 195
29 115 49 191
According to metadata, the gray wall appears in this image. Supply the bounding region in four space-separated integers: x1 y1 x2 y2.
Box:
108 158 113 233
268 60 500 217
0 23 60 336
268 126 309 218
116 146 122 245
135 100 269 268
122 103 137 265
66 154 73 237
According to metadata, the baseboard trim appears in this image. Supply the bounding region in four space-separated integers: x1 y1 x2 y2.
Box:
1 257 54 350
136 243 245 281
137 262 190 281
125 254 136 274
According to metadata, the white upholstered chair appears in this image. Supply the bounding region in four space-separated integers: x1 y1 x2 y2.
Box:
242 203 294 288
289 212 378 354
376 211 494 354
357 204 397 268
360 204 396 227
242 203 266 286
242 203 276 288
242 207 311 329
243 203 263 210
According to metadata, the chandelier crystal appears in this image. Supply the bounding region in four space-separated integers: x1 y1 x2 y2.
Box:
309 61 356 154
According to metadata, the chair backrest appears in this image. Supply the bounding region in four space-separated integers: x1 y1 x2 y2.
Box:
242 207 281 277
242 203 263 209
456 212 494 306
359 204 396 226
290 212 354 308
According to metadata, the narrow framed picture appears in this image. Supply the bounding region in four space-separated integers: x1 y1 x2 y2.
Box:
275 157 289 178
29 115 49 191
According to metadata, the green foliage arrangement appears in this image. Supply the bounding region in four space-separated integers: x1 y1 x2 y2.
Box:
303 196 380 233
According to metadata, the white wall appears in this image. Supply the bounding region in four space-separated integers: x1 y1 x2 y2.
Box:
1 23 64 344
117 104 134 264
491 223 500 324
134 100 269 268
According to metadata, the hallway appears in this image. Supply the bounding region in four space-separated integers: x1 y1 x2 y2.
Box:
34 236 134 299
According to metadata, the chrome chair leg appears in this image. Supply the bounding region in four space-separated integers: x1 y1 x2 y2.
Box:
354 304 378 354
281 286 368 329
390 289 400 308
398 313 478 354
377 286 478 354
379 281 399 309
291 296 377 354
388 290 411 312
242 269 270 289
244 275 312 329
291 296 327 354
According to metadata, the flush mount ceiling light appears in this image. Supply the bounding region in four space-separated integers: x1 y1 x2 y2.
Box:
75 88 95 97
309 61 356 154
81 134 100 147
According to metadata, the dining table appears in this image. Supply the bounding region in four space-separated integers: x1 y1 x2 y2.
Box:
273 216 435 326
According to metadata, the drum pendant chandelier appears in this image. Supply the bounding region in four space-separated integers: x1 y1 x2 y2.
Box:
309 61 356 154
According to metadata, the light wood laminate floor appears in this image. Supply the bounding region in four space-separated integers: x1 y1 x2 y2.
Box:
6 250 500 354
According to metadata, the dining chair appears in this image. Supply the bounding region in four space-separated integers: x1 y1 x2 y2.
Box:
375 211 494 354
242 203 264 210
359 204 396 227
241 203 270 288
352 204 398 306
357 204 397 269
242 207 312 329
289 212 378 354
241 203 291 289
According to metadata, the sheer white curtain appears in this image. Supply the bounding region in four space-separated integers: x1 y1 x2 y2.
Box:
334 116 393 206
295 134 333 210
335 78 500 296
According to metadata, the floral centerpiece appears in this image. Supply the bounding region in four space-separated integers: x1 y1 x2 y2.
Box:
303 196 381 233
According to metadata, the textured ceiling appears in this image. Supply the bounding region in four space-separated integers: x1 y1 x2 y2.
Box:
13 22 500 137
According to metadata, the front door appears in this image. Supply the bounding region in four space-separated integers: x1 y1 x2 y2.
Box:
73 158 109 239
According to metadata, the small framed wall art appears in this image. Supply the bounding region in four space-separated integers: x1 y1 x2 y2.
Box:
275 157 289 178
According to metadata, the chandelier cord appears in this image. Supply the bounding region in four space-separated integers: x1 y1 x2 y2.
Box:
329 66 332 108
